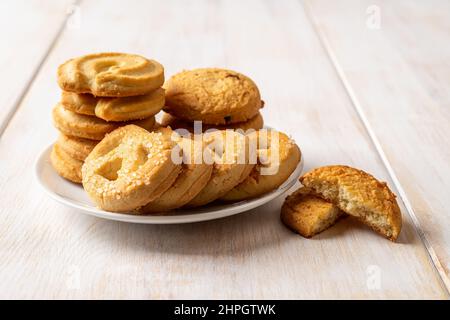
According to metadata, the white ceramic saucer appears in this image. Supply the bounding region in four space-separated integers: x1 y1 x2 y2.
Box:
35 145 303 224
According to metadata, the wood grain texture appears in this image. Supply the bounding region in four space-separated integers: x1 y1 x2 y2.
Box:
0 0 75 134
305 0 450 289
0 0 447 298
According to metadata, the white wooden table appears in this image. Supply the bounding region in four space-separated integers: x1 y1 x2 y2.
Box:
0 0 449 299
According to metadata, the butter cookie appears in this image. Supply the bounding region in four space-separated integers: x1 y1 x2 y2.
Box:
50 143 83 183
281 188 344 238
164 68 263 125
186 130 254 207
60 90 96 116
141 138 213 213
300 165 402 241
82 125 181 212
61 88 165 121
94 88 165 121
58 52 164 97
221 129 301 201
52 103 156 140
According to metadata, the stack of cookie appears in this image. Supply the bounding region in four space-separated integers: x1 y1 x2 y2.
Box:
161 68 265 132
50 53 165 183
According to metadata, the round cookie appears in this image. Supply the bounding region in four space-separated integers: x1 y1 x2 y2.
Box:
61 89 165 121
300 165 402 241
82 125 181 212
57 52 164 97
185 130 254 207
140 138 213 213
50 143 83 183
160 111 264 133
281 187 344 238
221 129 301 201
94 88 165 121
52 103 156 140
164 68 263 125
56 133 98 161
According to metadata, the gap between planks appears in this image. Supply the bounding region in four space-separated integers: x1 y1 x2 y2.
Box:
0 0 82 138
302 0 450 295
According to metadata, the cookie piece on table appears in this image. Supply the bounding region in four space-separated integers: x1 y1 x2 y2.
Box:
164 68 263 125
94 88 165 121
300 165 402 241
281 188 344 238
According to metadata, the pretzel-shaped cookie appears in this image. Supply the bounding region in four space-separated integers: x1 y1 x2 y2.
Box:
281 187 344 238
58 53 164 97
141 137 214 213
185 130 254 207
82 125 181 212
221 129 301 201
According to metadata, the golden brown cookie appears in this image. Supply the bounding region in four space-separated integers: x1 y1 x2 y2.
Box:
281 188 344 238
140 138 213 213
61 89 165 121
185 130 254 207
82 125 181 212
57 52 164 97
300 165 402 241
94 88 165 121
50 143 83 183
52 103 156 140
164 68 263 125
220 129 301 201
160 111 264 133
56 133 97 161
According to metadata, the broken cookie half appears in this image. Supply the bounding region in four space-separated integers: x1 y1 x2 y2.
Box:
282 165 402 241
281 188 344 238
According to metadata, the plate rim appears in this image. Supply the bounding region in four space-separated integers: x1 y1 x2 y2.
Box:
35 143 304 224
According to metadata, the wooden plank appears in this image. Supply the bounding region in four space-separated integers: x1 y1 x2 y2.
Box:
0 0 447 298
305 0 450 289
0 0 75 134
